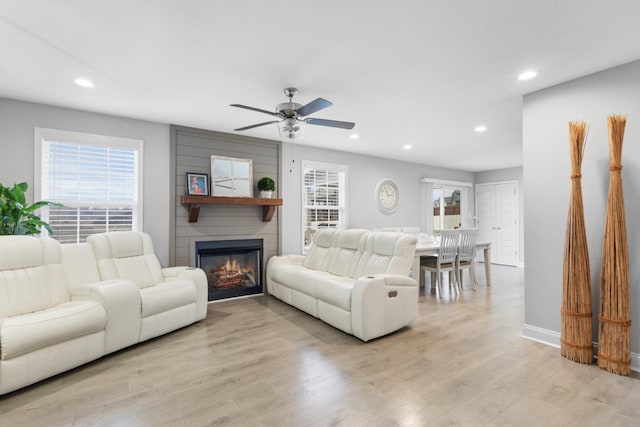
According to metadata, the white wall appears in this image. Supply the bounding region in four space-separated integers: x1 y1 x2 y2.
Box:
0 96 480 268
522 60 640 360
281 142 475 254
474 167 524 265
0 97 171 265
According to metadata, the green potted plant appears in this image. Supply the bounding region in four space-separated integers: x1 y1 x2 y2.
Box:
257 177 276 198
0 182 62 235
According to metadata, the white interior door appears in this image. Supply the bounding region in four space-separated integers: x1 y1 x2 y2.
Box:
476 182 518 266
476 184 496 244
495 182 518 266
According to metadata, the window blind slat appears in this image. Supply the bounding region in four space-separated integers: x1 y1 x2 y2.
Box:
41 135 140 243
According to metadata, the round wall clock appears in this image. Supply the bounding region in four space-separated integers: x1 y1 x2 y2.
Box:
374 178 399 214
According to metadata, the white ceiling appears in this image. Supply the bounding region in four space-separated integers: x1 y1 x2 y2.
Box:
2 1 640 172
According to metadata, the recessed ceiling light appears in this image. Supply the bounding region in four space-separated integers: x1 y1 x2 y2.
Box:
518 70 537 81
474 125 487 133
349 133 359 139
74 78 94 88
403 144 412 150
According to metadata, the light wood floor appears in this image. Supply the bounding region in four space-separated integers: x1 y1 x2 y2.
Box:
1 265 639 426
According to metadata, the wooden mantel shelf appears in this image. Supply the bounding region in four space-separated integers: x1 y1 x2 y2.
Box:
180 195 283 223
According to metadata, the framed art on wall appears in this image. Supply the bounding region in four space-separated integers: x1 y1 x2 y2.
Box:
186 172 209 196
211 155 253 197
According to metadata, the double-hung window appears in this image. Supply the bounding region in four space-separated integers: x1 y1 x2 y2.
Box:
35 128 143 244
302 160 347 252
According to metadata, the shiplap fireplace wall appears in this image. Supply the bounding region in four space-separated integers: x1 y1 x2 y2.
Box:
169 126 281 286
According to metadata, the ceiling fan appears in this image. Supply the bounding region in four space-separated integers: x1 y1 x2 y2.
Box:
230 87 355 141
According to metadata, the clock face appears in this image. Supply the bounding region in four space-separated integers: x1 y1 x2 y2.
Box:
375 179 399 214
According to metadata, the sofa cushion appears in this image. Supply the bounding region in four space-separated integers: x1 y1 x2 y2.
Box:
287 268 329 296
326 229 368 277
313 275 356 311
0 237 70 317
0 300 106 360
139 280 197 318
302 229 337 271
0 236 42 270
88 232 164 288
354 232 416 277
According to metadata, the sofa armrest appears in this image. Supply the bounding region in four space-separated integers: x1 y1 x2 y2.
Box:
162 267 208 320
268 254 305 266
351 274 418 342
70 279 141 353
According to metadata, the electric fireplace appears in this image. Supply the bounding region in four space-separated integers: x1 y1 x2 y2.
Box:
195 239 263 301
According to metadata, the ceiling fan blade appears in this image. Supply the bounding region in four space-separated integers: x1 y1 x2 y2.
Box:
296 98 332 117
230 104 282 118
234 120 282 131
306 118 355 130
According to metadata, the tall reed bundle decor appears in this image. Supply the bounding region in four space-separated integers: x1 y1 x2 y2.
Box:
598 114 631 376
561 121 593 364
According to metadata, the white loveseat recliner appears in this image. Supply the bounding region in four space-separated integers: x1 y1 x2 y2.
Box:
87 231 207 342
0 231 207 395
267 229 418 341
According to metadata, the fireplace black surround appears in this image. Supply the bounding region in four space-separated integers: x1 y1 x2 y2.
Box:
195 239 263 301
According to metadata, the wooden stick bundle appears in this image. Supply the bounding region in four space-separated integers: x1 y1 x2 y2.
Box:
598 114 631 376
561 121 593 364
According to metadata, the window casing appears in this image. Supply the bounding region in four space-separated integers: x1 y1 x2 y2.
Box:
302 160 347 252
34 128 143 244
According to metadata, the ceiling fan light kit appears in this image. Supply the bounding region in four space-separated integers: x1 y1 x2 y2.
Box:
278 118 305 142
231 87 355 142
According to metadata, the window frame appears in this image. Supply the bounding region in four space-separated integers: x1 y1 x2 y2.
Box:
34 127 144 242
433 185 466 233
420 178 472 235
301 160 348 253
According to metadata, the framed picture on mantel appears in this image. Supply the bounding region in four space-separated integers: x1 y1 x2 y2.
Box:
186 172 209 196
211 155 253 197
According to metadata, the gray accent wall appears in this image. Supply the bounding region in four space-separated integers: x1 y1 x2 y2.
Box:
0 97 171 265
523 59 640 360
281 142 475 254
170 126 280 269
474 167 524 265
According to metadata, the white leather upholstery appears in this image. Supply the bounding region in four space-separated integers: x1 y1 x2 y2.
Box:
0 231 207 395
1 301 106 359
88 232 164 288
0 236 107 395
87 231 206 342
267 229 418 341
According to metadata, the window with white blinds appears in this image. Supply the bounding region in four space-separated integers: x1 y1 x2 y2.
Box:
35 128 143 244
302 160 347 252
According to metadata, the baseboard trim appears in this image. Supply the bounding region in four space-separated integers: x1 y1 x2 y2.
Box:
521 324 560 348
522 323 640 372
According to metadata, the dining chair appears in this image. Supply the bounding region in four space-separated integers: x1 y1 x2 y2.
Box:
456 228 479 291
420 229 460 296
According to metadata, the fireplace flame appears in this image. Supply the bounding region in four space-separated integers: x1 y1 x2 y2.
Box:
213 257 254 289
224 258 243 274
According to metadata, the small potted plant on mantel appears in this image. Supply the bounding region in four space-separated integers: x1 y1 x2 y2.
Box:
257 177 276 199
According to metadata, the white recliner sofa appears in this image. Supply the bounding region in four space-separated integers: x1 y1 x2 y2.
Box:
87 231 207 342
267 229 418 341
0 231 207 395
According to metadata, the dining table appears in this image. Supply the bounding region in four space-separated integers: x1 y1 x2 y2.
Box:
411 240 492 288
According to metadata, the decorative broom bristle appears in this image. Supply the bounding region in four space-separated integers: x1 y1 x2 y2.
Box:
561 120 593 364
598 114 631 376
